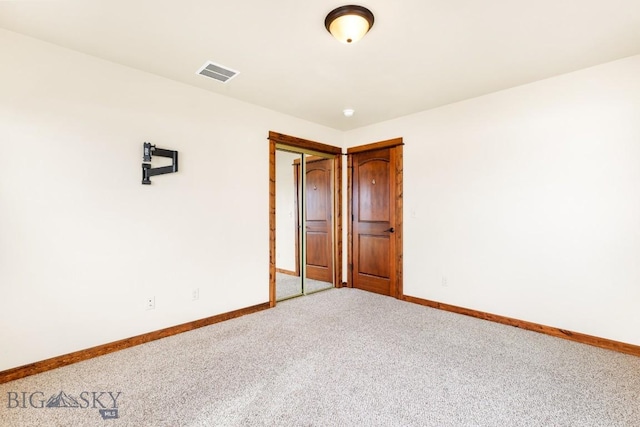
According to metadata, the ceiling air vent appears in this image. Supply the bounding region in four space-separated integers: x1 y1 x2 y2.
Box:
196 61 239 83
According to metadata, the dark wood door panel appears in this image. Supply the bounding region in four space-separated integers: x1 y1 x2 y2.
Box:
348 138 403 299
306 231 329 268
355 273 391 296
306 231 332 282
357 235 390 278
358 159 390 223
352 147 395 296
306 169 329 222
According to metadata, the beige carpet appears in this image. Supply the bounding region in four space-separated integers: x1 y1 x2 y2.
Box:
1 288 639 426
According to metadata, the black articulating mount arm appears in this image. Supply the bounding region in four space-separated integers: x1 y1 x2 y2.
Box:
142 142 179 185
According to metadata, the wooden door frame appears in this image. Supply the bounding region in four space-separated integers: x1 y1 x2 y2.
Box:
269 131 343 307
347 138 404 298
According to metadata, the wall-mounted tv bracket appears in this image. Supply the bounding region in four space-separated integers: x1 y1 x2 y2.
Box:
142 142 179 185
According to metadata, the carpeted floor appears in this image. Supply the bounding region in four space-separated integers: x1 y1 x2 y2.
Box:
1 288 639 426
276 272 333 300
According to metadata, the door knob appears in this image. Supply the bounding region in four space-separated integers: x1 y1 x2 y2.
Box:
385 227 395 233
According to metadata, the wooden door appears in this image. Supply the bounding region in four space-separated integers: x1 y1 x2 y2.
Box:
352 148 397 296
295 158 334 283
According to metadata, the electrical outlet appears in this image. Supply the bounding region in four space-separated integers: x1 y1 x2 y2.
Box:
146 296 155 310
441 276 448 287
191 288 200 301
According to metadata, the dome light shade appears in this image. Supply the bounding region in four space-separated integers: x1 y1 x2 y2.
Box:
325 5 374 44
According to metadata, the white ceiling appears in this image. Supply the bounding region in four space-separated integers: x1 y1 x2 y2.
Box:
2 0 640 130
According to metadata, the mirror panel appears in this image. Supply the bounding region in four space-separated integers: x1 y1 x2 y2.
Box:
302 152 334 295
275 149 302 300
276 149 335 301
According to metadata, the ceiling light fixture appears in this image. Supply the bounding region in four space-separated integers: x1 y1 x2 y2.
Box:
325 5 374 44
343 108 355 117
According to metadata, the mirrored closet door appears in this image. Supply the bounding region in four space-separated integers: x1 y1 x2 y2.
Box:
275 149 335 301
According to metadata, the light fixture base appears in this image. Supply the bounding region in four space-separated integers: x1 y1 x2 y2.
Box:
325 5 375 44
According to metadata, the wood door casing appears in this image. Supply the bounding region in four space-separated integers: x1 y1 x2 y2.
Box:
348 138 403 298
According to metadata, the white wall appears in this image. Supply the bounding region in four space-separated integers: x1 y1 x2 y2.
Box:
344 55 640 346
0 29 341 371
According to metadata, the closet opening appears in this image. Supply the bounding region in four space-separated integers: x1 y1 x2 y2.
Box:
268 132 342 306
